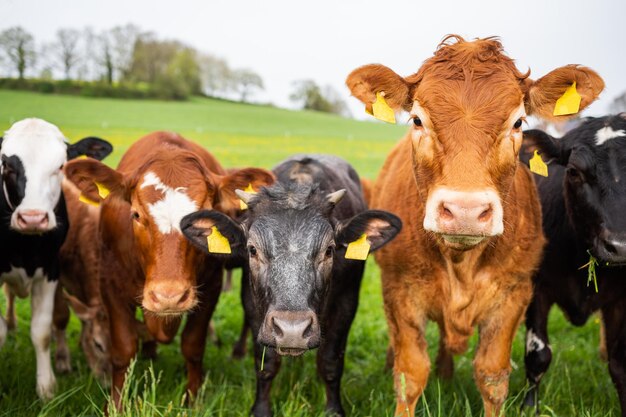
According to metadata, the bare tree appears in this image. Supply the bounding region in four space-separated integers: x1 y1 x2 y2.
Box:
0 26 36 79
75 27 97 81
110 24 140 81
198 53 233 96
96 30 114 84
232 68 264 102
54 28 81 79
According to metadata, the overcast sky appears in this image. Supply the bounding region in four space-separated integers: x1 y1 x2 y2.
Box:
2 0 624 119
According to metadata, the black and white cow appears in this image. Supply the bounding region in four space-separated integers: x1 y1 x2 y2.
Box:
0 118 111 399
181 155 402 416
520 114 626 415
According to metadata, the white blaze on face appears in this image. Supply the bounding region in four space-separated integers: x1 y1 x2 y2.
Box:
595 126 626 146
1 118 68 230
140 171 198 234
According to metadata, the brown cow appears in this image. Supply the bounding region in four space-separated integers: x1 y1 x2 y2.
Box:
346 35 603 416
64 131 274 408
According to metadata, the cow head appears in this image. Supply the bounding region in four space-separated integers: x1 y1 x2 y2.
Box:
524 114 626 264
0 118 111 234
65 151 274 316
181 182 401 355
346 35 603 250
64 292 112 383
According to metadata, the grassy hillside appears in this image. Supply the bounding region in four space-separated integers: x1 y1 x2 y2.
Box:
0 90 619 416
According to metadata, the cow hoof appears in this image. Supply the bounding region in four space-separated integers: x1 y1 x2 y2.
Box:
250 403 272 417
325 406 345 416
521 387 537 409
36 376 57 401
55 353 72 373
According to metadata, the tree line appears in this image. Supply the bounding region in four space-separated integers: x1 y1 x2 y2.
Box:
0 25 349 115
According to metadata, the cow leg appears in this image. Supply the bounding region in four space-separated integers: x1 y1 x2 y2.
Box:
601 302 626 416
30 277 58 400
385 291 429 417
181 269 221 400
53 285 72 373
232 317 250 359
251 343 281 417
522 292 553 413
0 303 7 349
234 269 252 359
223 268 233 292
108 301 138 410
474 299 527 417
435 320 454 380
4 284 17 330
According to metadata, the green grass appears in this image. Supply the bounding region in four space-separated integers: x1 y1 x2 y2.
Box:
0 90 620 416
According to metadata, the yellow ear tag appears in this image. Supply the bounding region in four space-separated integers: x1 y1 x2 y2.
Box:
207 226 231 254
370 92 396 124
529 150 548 177
95 182 109 199
240 183 258 211
345 233 370 260
78 194 100 206
553 82 581 116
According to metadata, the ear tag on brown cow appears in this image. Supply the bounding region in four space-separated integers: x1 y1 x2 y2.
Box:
370 92 396 124
207 226 231 254
345 233 370 260
529 150 548 177
239 183 257 211
78 194 100 206
95 182 110 199
553 82 581 116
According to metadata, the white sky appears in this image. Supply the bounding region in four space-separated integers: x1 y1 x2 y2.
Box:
2 0 624 118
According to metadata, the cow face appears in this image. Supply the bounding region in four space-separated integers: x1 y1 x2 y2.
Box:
64 293 112 383
181 183 401 355
64 154 274 316
346 35 603 250
0 118 111 233
524 115 626 264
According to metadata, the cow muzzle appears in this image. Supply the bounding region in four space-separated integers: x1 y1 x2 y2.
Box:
258 310 320 356
423 188 504 249
142 282 196 315
594 230 626 265
13 209 50 233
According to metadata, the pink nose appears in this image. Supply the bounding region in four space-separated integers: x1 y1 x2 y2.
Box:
438 200 493 236
16 210 49 231
143 284 195 314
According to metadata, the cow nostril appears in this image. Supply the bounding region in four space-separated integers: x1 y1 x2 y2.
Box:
302 318 313 338
149 291 159 303
271 317 284 337
604 241 618 255
440 205 454 220
178 289 190 304
478 207 493 222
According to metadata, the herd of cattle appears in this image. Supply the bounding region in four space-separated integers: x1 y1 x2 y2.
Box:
0 35 625 417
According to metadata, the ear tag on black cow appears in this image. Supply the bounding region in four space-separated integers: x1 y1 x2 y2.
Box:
240 183 257 211
529 151 548 177
553 82 581 116
368 92 396 124
207 226 231 254
345 233 370 260
78 181 110 206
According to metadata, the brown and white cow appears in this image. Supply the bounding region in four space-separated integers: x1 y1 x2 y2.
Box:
346 35 604 416
64 131 274 408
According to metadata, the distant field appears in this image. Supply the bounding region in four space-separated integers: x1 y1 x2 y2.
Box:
0 90 619 416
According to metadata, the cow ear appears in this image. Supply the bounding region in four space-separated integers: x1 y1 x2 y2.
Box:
64 158 127 203
526 65 604 121
346 64 412 113
180 210 246 256
216 168 275 213
64 291 94 321
67 137 113 161
521 129 570 166
336 210 402 252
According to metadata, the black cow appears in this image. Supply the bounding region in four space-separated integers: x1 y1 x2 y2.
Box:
182 154 401 416
0 118 111 399
520 114 626 415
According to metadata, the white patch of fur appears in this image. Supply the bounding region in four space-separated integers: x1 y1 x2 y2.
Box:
141 171 198 234
423 188 504 236
526 329 546 352
2 118 68 230
596 127 626 146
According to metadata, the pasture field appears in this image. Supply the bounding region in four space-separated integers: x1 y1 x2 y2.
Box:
0 90 619 416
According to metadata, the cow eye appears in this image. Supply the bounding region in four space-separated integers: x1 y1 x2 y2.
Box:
413 117 423 127
248 245 257 257
131 211 140 221
94 341 105 353
513 118 523 129
567 166 583 181
325 245 334 258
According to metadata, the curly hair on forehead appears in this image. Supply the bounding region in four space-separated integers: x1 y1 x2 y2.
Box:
407 34 530 85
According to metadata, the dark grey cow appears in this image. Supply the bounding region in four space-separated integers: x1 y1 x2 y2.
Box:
181 155 401 416
520 114 626 415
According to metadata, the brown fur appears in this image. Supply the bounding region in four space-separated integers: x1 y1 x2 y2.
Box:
64 132 274 409
346 35 603 417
